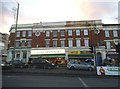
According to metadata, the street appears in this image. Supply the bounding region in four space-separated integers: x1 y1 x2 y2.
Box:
2 73 119 88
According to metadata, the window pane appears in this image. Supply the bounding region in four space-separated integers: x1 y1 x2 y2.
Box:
22 31 26 37
68 30 72 36
61 40 65 47
84 29 88 35
60 30 65 37
45 40 50 47
28 31 32 37
84 39 89 47
76 30 80 36
16 41 20 47
105 30 109 37
46 31 50 37
23 51 27 59
76 39 81 47
27 40 31 47
53 40 57 47
113 30 118 37
22 40 26 47
17 32 20 37
53 31 57 37
106 42 111 49
68 40 73 47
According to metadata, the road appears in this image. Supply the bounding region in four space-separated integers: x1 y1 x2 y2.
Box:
2 73 119 88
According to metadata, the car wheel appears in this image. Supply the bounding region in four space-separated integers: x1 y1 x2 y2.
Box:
88 67 93 71
48 66 51 69
70 66 75 70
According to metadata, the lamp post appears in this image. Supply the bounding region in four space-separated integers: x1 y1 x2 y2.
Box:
12 2 19 60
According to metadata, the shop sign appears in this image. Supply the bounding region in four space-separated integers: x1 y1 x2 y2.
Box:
97 66 120 76
68 51 80 54
31 49 65 55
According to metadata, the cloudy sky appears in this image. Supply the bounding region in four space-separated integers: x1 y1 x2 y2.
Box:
0 0 119 34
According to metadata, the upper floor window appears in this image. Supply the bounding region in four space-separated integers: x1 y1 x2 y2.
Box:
53 30 57 37
76 39 81 47
60 30 65 37
76 29 80 36
28 31 32 37
21 40 26 47
106 41 111 49
84 39 89 47
53 40 57 47
45 40 50 47
105 30 109 37
68 30 72 36
60 40 65 47
84 29 88 35
27 40 32 47
16 41 20 47
46 31 50 37
22 31 26 37
68 40 73 47
16 31 20 37
113 30 118 37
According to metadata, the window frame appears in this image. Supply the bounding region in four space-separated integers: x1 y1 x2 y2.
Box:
76 29 80 36
68 40 73 47
68 30 72 36
22 31 26 37
84 29 88 36
84 39 89 47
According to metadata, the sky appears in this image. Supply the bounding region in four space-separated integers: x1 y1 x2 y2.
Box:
0 0 119 34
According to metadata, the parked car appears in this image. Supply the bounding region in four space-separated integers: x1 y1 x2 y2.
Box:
67 61 95 71
29 59 55 69
1 60 10 69
9 60 28 68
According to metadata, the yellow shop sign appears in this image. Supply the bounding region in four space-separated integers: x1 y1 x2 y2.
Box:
68 51 80 54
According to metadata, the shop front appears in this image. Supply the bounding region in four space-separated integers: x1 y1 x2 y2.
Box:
68 50 94 64
29 49 66 64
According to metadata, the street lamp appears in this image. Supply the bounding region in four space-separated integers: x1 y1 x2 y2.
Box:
12 2 19 60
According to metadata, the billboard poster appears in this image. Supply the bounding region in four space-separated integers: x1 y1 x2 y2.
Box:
97 66 120 75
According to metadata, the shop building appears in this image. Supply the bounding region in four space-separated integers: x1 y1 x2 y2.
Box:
8 20 120 65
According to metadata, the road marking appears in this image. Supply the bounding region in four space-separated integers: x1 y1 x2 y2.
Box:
78 77 89 88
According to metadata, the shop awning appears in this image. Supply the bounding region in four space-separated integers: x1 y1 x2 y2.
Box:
30 54 65 58
68 54 94 58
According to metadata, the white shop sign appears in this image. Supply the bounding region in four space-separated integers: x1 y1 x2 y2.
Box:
31 49 65 55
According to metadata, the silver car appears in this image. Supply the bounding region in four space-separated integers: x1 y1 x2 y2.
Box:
67 61 95 71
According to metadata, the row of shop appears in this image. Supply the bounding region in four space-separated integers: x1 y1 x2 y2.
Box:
7 48 120 67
